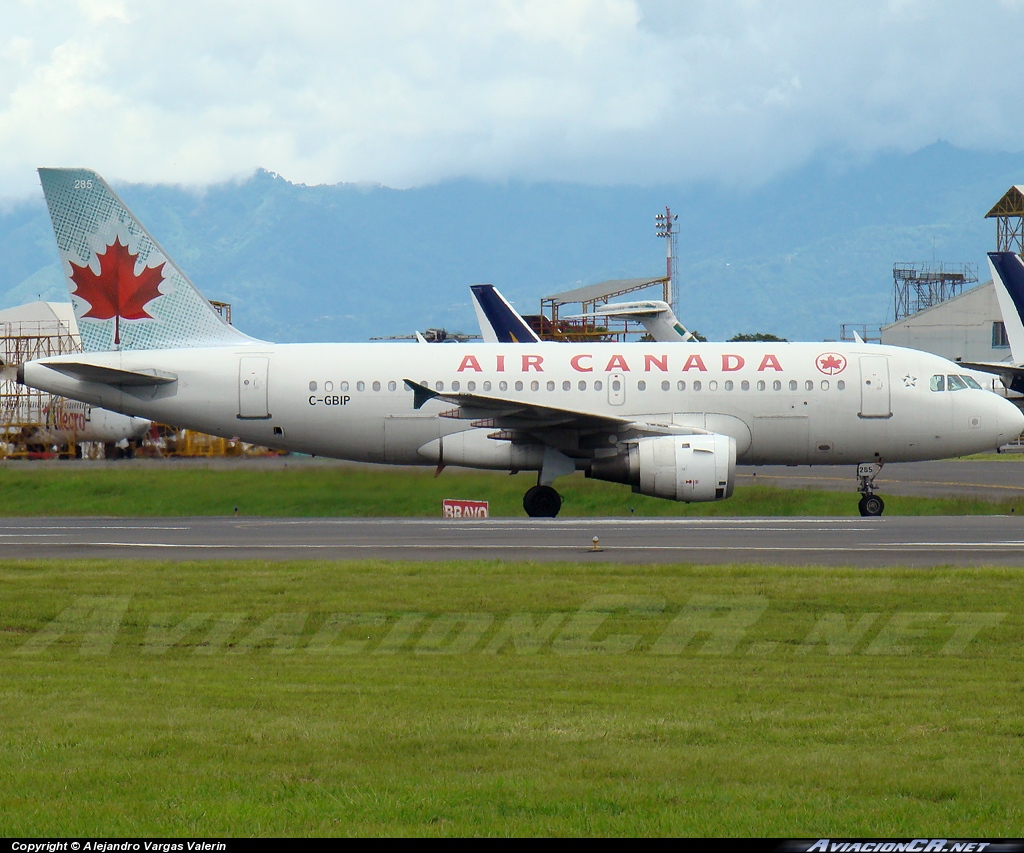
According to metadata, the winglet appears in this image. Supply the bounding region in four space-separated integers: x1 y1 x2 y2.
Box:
404 379 438 410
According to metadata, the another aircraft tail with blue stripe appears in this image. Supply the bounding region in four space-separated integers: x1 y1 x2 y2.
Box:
470 284 542 344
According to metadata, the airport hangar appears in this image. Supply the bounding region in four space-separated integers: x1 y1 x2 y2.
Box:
876 185 1023 389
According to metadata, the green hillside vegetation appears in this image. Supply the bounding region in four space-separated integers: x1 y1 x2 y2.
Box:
2 143 1021 344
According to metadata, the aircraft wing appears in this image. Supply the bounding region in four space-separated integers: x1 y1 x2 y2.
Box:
404 379 708 439
565 300 697 343
565 305 663 319
955 360 1024 394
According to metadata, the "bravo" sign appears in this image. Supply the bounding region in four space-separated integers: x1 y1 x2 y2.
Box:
442 499 489 519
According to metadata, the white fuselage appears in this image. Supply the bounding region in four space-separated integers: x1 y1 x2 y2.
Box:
21 341 1024 469
31 397 150 445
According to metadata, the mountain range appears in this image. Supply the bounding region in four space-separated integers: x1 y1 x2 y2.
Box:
1 142 1022 344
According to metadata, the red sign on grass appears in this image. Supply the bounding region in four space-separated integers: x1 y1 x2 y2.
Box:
442 499 489 519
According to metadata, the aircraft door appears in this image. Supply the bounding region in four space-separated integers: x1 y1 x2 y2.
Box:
608 373 625 406
238 356 270 419
858 356 891 419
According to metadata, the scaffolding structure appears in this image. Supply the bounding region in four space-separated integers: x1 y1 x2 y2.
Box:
893 262 978 322
535 276 671 342
986 185 1024 254
0 319 81 458
839 323 882 343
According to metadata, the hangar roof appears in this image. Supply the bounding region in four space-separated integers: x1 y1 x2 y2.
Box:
543 276 667 305
0 301 77 333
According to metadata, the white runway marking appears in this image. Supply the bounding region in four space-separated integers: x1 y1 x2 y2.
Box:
28 540 1024 552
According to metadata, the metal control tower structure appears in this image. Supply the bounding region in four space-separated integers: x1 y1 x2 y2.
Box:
893 262 978 322
655 206 680 311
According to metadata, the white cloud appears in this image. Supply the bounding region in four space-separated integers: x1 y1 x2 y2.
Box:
0 0 1022 199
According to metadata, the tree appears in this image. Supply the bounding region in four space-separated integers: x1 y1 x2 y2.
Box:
728 332 787 342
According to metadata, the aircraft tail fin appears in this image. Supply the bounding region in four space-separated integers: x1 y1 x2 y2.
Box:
470 284 542 344
37 168 259 352
989 252 1024 363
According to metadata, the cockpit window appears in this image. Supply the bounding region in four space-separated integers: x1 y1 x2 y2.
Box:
931 374 983 392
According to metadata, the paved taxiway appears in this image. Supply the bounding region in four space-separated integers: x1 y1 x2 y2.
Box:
3 515 1024 566
740 459 1024 502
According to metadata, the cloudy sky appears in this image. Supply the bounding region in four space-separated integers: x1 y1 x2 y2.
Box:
1 0 1022 200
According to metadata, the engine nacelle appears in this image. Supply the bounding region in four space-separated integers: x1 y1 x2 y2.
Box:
589 433 736 502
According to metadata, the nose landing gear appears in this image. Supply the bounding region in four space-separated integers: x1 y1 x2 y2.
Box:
857 462 885 516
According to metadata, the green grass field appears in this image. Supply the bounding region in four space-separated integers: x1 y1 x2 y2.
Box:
2 464 1022 835
0 463 1020 517
2 558 1022 837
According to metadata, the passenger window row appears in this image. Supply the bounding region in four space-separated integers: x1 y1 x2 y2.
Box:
308 380 399 392
308 378 852 394
401 378 848 393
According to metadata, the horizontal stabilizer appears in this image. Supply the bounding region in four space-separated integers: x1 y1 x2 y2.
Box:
42 362 178 387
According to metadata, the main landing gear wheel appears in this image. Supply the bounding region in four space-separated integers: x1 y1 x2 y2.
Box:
523 485 562 518
858 494 885 517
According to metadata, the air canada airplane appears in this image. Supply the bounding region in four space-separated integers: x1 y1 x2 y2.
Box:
19 168 1024 517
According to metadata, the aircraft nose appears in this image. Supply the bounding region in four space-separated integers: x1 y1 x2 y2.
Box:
997 397 1024 444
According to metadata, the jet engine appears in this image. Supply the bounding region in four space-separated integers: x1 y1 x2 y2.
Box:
588 433 736 502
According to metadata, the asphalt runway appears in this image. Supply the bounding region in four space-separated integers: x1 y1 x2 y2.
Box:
740 458 1024 502
5 457 1024 566
3 515 1024 566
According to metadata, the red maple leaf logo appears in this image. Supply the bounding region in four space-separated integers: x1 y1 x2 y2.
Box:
816 352 847 375
69 237 165 344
